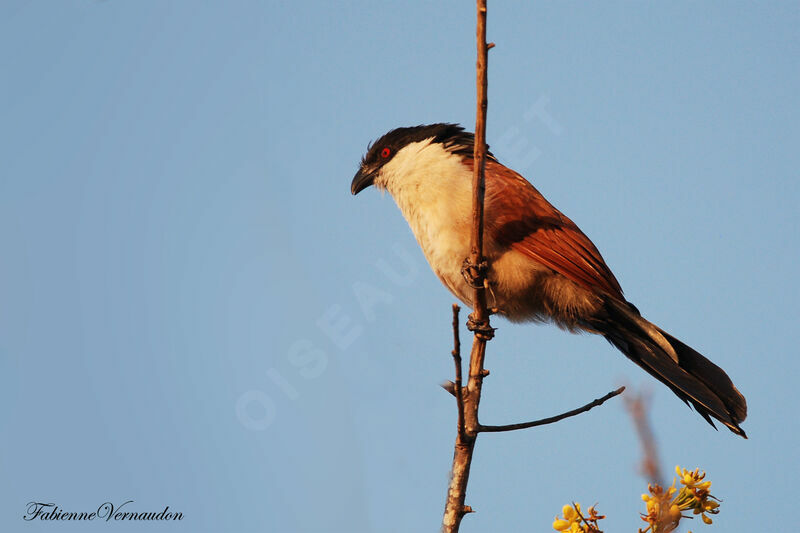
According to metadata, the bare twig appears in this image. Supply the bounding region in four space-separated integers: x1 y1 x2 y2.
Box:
451 304 466 440
479 387 625 432
625 389 663 485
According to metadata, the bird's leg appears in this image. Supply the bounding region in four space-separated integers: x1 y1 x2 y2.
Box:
461 257 495 338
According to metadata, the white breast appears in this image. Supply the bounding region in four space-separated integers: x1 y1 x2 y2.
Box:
377 140 475 304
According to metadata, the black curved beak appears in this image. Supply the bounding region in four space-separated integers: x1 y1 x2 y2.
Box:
351 166 377 195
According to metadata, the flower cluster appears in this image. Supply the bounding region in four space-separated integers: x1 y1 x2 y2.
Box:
552 466 721 533
552 502 604 533
672 466 720 526
639 466 720 533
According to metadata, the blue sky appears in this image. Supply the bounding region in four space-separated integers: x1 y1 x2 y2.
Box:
1 1 798 532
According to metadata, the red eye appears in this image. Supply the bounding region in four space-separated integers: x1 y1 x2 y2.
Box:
380 147 391 158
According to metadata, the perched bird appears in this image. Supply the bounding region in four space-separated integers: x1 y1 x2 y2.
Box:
351 123 747 437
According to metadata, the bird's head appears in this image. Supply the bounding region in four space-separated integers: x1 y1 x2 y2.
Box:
351 123 495 195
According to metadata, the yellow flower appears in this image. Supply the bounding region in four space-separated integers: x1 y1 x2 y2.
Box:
669 466 721 529
552 503 603 533
553 503 580 532
668 504 681 522
640 482 680 531
564 504 577 521
676 466 712 492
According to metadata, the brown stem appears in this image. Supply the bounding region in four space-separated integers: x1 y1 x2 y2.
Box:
442 2 491 531
625 389 663 485
479 387 626 433
441 4 629 529
451 304 466 441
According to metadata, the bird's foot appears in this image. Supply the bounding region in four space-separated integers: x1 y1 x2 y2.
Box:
466 313 495 340
461 257 489 289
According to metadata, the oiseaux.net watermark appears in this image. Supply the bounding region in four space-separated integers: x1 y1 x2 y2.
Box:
235 96 566 431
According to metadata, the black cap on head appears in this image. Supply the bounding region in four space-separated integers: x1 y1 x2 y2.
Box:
352 123 496 195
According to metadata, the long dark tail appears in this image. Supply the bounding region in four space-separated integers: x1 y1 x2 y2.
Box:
592 297 748 438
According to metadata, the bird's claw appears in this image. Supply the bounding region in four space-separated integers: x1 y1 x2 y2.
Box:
461 257 489 289
467 313 495 340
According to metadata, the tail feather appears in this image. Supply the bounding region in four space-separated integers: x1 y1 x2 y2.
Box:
595 297 748 438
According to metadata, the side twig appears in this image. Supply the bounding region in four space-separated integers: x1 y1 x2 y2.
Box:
479 386 625 432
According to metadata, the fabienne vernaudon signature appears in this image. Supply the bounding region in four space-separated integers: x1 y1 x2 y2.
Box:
24 501 184 522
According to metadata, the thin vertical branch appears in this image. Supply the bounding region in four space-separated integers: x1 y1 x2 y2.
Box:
451 304 466 440
442 1 491 531
625 389 664 486
465 0 492 437
468 0 491 337
441 3 625 529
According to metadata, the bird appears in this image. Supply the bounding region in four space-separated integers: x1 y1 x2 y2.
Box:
351 123 747 438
